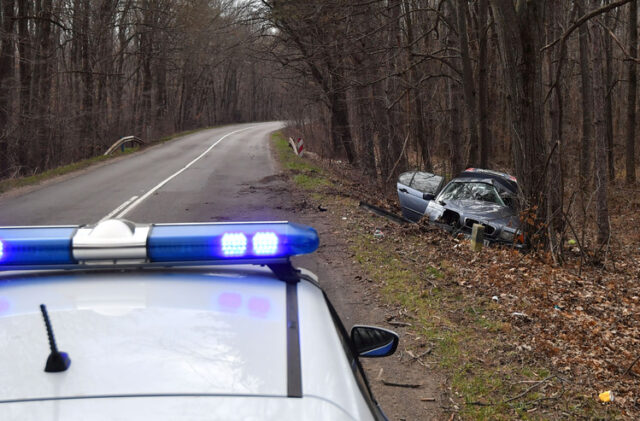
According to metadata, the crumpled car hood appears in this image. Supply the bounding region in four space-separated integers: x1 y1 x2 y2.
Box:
445 200 520 228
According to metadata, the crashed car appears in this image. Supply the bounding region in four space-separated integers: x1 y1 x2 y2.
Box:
397 168 524 246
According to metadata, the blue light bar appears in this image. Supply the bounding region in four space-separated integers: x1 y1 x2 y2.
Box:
0 227 76 266
0 221 319 270
148 222 318 262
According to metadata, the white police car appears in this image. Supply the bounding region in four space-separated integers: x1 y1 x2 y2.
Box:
0 219 398 420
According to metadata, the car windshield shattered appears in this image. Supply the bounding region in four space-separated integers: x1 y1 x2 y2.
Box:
439 182 505 206
440 182 506 206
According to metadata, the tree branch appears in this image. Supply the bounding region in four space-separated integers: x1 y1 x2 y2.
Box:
541 0 633 52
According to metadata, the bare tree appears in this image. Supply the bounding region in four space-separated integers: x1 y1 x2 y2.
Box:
590 9 611 247
626 0 637 184
489 0 549 239
578 0 594 193
457 0 479 167
476 0 490 168
0 0 16 175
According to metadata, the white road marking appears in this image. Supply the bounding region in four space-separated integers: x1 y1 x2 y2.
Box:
115 126 255 219
101 196 139 221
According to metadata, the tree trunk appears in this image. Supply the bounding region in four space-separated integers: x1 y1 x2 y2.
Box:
546 1 565 253
17 0 32 172
404 0 431 170
358 87 376 178
34 0 54 169
81 0 93 155
330 90 355 164
604 5 616 181
578 0 594 193
140 0 154 137
383 0 404 176
113 1 131 133
0 0 16 175
448 77 464 176
477 0 490 168
626 0 637 184
457 0 479 167
591 16 610 247
445 0 464 176
489 0 548 239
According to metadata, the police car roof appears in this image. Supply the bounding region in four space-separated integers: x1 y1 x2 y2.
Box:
0 266 372 420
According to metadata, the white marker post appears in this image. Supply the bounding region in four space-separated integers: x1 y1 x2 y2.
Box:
295 138 304 156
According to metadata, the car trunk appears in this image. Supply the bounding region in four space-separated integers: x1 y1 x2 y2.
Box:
396 171 444 222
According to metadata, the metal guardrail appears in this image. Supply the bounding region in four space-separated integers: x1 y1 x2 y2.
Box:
103 136 145 156
358 201 408 225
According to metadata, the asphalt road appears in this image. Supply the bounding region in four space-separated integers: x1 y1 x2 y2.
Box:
0 122 284 225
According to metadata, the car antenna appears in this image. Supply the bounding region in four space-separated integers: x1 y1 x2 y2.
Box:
40 304 71 373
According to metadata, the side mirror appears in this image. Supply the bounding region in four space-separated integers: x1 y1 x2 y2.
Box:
422 193 435 201
350 325 399 358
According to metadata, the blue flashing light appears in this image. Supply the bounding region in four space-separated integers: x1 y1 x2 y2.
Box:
0 227 76 266
253 232 278 256
221 233 247 256
148 222 318 262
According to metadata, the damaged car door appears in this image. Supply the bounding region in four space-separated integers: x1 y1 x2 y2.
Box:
397 171 444 222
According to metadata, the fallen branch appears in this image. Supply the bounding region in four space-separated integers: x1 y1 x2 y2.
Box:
503 375 555 403
467 401 492 406
381 379 422 388
623 355 640 377
413 349 433 359
388 321 412 327
359 201 408 225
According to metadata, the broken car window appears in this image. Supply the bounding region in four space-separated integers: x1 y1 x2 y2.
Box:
439 182 505 206
398 172 443 194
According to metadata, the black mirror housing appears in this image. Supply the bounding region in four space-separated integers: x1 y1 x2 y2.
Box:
422 193 435 201
350 325 399 358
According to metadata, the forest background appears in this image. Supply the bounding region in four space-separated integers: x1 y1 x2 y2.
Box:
0 0 638 258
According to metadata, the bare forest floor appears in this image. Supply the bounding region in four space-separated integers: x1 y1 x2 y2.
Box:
272 131 639 420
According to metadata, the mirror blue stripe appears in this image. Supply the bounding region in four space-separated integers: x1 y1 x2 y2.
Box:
361 341 395 357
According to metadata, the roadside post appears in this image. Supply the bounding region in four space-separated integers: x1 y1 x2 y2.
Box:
288 137 304 157
471 224 484 252
295 138 304 156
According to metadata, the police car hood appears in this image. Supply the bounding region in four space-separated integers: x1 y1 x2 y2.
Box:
0 270 290 401
2 395 358 420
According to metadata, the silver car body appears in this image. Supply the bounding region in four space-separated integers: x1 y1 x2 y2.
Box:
396 171 444 222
